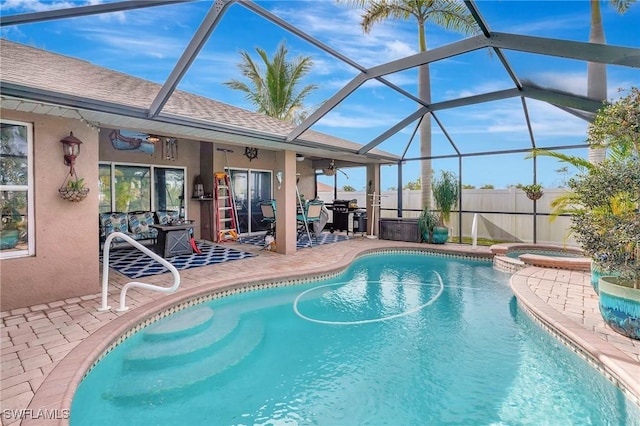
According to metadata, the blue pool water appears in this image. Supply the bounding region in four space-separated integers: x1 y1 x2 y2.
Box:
72 253 640 425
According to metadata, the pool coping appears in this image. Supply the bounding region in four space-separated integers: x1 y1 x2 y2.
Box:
511 267 640 406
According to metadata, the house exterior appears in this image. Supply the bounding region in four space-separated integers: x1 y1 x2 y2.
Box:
0 39 393 311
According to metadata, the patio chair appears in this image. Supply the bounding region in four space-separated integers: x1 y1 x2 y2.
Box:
297 200 324 243
259 199 276 236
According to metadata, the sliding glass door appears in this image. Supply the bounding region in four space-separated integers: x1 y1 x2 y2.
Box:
228 168 272 234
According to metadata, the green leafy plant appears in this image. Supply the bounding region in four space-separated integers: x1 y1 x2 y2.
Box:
432 170 459 226
417 207 439 243
66 177 86 191
59 175 89 202
567 87 640 288
569 160 639 288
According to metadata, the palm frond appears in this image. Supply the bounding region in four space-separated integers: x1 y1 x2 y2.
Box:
427 1 479 34
526 148 592 172
224 40 318 122
609 0 635 13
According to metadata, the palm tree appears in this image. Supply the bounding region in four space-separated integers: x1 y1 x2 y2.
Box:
224 41 318 124
338 0 478 208
587 0 635 164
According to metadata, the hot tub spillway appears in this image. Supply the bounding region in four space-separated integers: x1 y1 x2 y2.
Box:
104 306 264 402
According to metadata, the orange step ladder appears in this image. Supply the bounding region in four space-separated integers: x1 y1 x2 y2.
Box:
213 172 239 242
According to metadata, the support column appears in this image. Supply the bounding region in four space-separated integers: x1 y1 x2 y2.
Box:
275 150 297 254
366 164 381 237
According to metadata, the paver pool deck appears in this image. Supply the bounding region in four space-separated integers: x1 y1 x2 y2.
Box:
1 237 639 425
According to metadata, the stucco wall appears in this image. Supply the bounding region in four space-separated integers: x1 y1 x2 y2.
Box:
1 110 100 311
210 143 314 197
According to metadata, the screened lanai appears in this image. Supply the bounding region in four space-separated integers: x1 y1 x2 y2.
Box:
1 0 639 245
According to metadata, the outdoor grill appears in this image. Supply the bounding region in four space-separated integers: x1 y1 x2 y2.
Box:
332 199 366 235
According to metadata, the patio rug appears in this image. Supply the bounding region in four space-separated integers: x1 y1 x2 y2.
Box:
241 232 349 249
100 240 255 279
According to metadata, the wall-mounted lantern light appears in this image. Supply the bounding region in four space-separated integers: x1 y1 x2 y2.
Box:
60 132 83 175
59 132 89 202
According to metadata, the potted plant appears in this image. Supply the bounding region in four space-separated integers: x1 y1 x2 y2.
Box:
567 87 639 340
519 183 543 201
1 196 23 250
59 176 90 202
431 170 459 244
417 207 438 243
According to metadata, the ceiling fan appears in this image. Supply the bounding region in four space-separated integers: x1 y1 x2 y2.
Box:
322 159 349 178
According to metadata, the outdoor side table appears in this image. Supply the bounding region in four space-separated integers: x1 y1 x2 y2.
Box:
150 223 196 257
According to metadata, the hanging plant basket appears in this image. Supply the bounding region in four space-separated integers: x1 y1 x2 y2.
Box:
58 171 89 202
520 184 543 201
526 191 543 201
58 187 90 202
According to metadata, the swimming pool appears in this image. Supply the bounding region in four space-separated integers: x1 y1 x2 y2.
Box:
71 252 639 425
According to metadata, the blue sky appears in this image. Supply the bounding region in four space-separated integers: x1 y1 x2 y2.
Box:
1 0 639 191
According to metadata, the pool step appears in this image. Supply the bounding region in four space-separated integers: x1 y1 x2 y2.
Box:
123 310 240 370
105 316 265 402
143 306 215 342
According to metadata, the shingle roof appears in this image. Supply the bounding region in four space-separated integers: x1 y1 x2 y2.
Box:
0 39 397 162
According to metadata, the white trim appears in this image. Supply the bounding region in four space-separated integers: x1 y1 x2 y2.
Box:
0 119 34 259
227 167 272 235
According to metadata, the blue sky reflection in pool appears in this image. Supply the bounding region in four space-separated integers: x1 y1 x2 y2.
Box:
71 253 639 425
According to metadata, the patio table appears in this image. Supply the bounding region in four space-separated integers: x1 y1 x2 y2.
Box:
150 222 197 257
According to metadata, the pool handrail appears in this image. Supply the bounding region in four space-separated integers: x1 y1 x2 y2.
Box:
99 231 181 312
471 213 478 248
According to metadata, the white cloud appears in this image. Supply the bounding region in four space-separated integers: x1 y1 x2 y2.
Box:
502 14 588 36
317 106 405 129
527 71 587 96
75 26 184 59
2 0 127 22
269 2 423 68
384 40 417 60
446 80 516 99
2 0 81 12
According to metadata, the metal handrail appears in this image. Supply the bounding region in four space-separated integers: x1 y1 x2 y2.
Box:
98 232 181 312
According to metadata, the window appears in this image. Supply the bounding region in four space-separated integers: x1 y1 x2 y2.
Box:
114 165 151 212
99 162 185 214
154 168 185 212
0 120 34 259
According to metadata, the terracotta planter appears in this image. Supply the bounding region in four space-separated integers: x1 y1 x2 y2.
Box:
598 276 640 340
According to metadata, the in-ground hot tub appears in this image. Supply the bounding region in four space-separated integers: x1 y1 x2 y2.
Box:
490 243 591 273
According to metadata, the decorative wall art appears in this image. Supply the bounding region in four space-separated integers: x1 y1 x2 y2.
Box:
244 147 258 161
108 129 155 154
164 138 178 161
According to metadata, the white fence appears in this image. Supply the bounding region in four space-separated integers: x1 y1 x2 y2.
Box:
318 189 576 246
